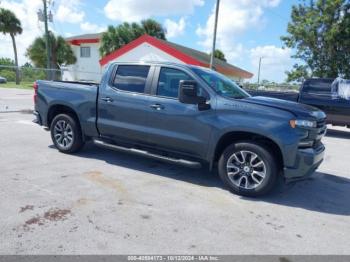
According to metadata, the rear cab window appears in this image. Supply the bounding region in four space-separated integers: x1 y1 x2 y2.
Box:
112 65 150 94
302 79 333 94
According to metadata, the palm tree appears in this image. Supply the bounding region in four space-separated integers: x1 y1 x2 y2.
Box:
99 19 166 57
213 49 227 62
100 26 118 57
0 8 23 84
26 32 76 80
141 19 166 40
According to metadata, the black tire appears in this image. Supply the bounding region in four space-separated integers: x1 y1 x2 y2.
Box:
218 141 278 197
50 113 84 153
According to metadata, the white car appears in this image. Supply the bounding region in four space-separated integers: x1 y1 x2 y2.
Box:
0 76 7 84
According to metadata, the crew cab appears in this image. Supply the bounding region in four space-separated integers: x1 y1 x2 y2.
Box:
33 62 327 197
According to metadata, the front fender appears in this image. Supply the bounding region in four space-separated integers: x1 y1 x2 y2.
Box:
207 101 301 169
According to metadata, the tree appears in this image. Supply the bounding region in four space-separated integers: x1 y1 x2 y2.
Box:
213 49 227 62
282 0 350 80
285 64 310 83
0 57 16 81
0 8 23 84
26 32 76 80
0 57 15 67
21 62 46 82
99 19 166 57
141 19 166 40
261 79 271 86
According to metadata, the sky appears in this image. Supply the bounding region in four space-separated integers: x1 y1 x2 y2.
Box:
0 0 300 82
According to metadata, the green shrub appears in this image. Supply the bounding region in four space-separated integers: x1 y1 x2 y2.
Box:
0 70 16 81
21 67 46 81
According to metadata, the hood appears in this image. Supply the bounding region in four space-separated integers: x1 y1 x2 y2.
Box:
242 96 325 119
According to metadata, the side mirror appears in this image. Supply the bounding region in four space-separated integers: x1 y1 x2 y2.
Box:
179 80 200 104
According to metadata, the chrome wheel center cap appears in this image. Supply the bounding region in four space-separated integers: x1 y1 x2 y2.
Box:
243 166 250 173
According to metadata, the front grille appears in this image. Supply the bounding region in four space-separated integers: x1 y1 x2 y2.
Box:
299 118 327 149
313 139 323 149
317 118 326 128
316 118 327 137
313 118 327 148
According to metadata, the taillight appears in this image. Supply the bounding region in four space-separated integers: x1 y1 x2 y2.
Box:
33 81 38 103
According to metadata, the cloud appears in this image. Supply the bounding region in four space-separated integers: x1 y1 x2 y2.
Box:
0 0 101 66
80 22 106 33
164 17 186 38
104 0 204 22
55 0 85 24
0 0 44 65
266 0 282 7
249 45 293 82
196 0 282 60
64 32 74 37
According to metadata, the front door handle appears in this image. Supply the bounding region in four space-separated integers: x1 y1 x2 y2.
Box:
150 104 165 110
101 97 113 103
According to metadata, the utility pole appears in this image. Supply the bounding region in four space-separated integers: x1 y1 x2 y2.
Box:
257 57 263 85
43 0 51 80
210 0 220 70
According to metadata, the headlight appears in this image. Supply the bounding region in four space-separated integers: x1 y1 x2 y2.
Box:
290 119 317 128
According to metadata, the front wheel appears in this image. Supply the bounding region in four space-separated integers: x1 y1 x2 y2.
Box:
50 114 84 153
218 141 278 197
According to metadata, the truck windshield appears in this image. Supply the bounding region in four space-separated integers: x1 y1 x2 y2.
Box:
192 67 250 99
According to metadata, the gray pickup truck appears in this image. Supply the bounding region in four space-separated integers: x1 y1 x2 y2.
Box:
34 62 327 197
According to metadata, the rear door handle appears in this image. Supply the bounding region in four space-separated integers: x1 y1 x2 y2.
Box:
101 97 113 103
150 104 165 110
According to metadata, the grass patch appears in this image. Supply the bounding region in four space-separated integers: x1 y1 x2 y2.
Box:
0 81 34 89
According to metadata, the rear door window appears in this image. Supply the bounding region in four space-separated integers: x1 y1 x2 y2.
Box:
112 65 150 94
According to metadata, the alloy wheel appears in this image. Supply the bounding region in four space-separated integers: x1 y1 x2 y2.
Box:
53 120 74 149
226 150 267 190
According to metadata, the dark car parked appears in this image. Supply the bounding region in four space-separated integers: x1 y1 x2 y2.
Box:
33 62 326 197
248 78 350 128
0 76 7 84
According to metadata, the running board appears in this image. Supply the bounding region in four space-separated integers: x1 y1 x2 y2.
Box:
93 139 202 169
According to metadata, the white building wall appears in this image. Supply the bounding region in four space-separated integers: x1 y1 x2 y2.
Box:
103 43 184 70
62 43 102 82
63 42 194 82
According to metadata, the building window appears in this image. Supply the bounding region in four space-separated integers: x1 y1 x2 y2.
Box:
112 65 150 94
80 46 91 58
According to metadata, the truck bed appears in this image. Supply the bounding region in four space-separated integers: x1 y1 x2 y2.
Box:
245 89 299 102
34 79 100 137
54 80 99 86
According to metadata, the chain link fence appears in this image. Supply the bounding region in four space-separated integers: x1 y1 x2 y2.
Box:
0 64 63 83
1 64 299 92
0 65 102 85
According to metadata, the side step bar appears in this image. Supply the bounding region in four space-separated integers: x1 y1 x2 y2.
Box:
93 139 202 169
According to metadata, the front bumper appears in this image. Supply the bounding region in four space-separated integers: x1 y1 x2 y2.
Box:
284 143 325 182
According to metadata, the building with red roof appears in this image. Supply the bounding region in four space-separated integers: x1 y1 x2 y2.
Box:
63 33 253 82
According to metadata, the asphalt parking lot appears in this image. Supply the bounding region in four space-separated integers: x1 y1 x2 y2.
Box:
0 88 350 255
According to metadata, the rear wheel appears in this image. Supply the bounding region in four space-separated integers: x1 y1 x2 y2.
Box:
50 114 84 153
218 141 278 197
